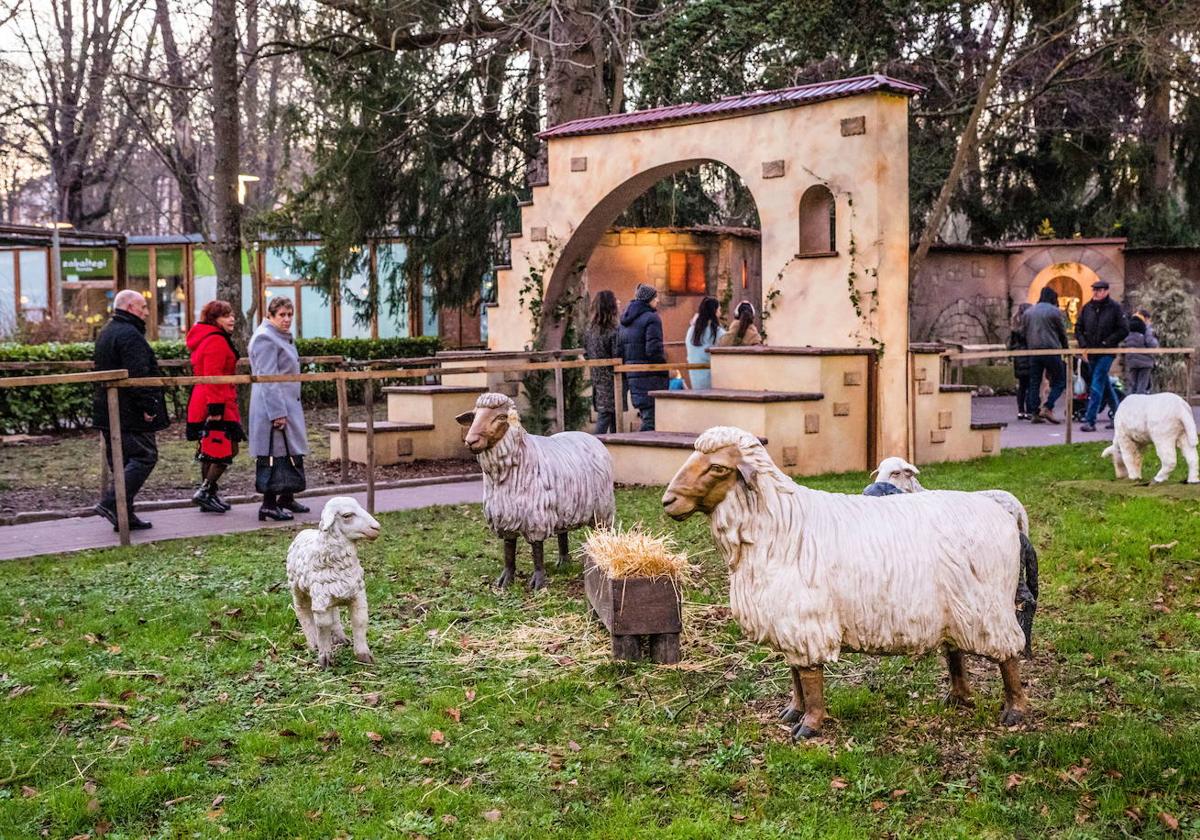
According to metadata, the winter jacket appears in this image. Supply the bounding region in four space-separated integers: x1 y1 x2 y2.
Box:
1023 302 1069 350
248 320 308 457
185 322 245 442
583 325 620 413
1121 331 1158 370
1007 328 1031 376
685 320 725 390
92 309 169 433
618 299 668 409
1075 297 1129 351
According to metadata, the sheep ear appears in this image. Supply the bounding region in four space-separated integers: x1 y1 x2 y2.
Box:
506 408 521 427
903 461 920 476
319 506 338 532
454 410 475 427
736 461 757 490
869 468 880 478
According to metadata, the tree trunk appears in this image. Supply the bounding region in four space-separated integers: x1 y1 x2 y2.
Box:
243 0 261 210
211 0 245 334
155 0 204 234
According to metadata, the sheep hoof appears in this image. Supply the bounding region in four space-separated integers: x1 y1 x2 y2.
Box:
943 692 975 709
789 723 820 741
999 707 1026 727
494 568 515 589
529 570 548 591
317 652 335 669
779 706 802 724
354 650 375 665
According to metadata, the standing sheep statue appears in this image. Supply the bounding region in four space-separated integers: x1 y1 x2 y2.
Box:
286 497 381 668
662 427 1035 740
456 392 616 590
1100 393 1198 484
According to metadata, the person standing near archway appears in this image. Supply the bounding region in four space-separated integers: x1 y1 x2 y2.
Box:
619 284 668 431
1075 279 1129 432
1025 287 1069 425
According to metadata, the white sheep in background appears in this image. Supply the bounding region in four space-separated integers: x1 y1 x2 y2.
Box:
456 392 615 590
867 456 1030 536
286 496 381 668
663 426 1032 739
1100 393 1198 484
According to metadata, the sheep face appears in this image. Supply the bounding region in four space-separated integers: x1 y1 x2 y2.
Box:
662 443 752 519
319 497 381 542
871 456 921 492
456 404 516 454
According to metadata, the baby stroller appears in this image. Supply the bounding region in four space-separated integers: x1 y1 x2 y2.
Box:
1071 357 1125 422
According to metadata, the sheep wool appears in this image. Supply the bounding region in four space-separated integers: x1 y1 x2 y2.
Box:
1102 392 1199 483
473 393 616 542
695 427 1028 667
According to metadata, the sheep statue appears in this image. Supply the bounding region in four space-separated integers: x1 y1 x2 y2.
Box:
662 427 1035 740
864 456 1037 657
1100 393 1198 484
286 496 381 668
456 392 615 590
866 456 1030 536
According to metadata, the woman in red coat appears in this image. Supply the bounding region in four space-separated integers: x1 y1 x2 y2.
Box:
185 300 245 512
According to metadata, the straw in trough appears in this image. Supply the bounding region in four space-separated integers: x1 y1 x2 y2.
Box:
583 525 695 583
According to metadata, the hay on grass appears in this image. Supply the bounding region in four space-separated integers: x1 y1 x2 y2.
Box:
583 525 696 583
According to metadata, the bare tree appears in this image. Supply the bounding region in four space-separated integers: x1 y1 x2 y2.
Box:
211 0 244 329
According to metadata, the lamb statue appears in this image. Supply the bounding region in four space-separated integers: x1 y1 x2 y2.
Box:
286 496 381 668
1100 393 1198 484
663 427 1035 740
456 392 615 590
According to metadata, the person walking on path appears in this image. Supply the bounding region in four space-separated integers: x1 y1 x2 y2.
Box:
583 290 620 435
185 300 245 513
685 296 725 390
1008 303 1033 419
618 283 668 432
249 296 309 521
1024 287 1070 425
716 301 763 347
1122 315 1158 395
1076 279 1129 432
92 289 169 531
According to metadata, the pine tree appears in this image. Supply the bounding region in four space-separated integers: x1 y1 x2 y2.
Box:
1131 264 1196 393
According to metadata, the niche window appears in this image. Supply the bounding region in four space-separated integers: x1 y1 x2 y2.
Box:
798 184 836 256
667 251 706 294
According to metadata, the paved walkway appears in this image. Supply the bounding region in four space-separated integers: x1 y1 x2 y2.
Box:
0 478 483 562
972 395 1200 449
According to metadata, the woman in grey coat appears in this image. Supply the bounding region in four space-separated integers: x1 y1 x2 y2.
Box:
249 296 309 521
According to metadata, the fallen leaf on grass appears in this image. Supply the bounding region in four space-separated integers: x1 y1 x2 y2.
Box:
830 778 848 790
1005 773 1023 790
871 800 887 812
350 785 366 794
465 688 476 702
568 740 581 752
86 798 100 813
20 786 37 798
430 730 445 745
1158 812 1180 832
211 795 225 808
106 645 121 655
441 814 458 826
891 789 908 799
109 719 132 731
8 685 32 699
362 692 381 707
483 809 501 822
306 810 321 821
84 780 97 795
164 795 192 807
206 807 224 820
278 729 298 738
732 813 746 823
365 731 383 743
445 707 461 723
1124 807 1143 823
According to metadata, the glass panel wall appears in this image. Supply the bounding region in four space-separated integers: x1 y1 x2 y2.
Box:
375 242 409 339
0 252 16 334
19 251 49 319
339 267 372 339
152 248 186 339
421 274 438 337
299 284 332 339
193 248 253 324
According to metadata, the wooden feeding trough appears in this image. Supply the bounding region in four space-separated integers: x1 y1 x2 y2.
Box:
582 528 687 664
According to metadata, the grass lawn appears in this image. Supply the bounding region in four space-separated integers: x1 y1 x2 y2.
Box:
1 443 1198 837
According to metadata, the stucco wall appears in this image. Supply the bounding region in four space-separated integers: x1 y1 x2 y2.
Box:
910 248 1009 343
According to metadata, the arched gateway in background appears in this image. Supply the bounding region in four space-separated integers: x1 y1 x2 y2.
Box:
488 76 999 477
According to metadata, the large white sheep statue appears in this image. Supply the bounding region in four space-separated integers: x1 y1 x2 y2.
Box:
1100 393 1198 484
456 392 615 590
662 426 1033 740
286 496 381 668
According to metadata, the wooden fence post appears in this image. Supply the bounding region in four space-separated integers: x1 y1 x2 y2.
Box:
1064 353 1073 445
554 365 566 433
336 377 350 483
614 371 624 433
105 386 130 546
364 382 376 515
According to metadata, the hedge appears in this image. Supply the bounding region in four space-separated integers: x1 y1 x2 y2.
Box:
0 336 440 434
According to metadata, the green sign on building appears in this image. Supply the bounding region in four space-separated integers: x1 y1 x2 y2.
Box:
60 248 113 280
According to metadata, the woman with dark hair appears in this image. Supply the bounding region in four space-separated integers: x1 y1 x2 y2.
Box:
716 300 763 347
1008 303 1033 419
185 300 245 512
583 290 620 434
249 296 309 521
685 296 724 390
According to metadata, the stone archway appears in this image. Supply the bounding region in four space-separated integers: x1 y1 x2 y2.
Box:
1026 261 1100 328
490 75 922 459
1008 238 1126 313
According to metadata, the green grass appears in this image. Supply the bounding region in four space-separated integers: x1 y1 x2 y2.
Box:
1 444 1199 838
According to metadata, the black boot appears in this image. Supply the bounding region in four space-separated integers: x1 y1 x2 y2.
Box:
208 481 232 512
278 494 310 514
192 481 226 514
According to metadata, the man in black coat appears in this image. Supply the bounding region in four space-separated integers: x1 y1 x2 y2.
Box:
93 289 170 530
618 283 668 431
1024 287 1070 424
1075 279 1129 431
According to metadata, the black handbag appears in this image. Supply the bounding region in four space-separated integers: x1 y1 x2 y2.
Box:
255 427 306 495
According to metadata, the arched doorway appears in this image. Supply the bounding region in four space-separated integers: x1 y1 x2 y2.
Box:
1027 262 1099 328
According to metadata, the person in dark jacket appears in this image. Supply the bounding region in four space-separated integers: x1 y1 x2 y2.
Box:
583 290 620 434
1121 316 1158 395
1008 303 1033 419
618 283 668 431
92 289 169 531
1075 279 1129 431
1024 287 1070 424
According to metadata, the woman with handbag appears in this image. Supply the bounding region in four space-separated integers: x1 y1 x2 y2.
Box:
185 300 245 512
249 296 309 521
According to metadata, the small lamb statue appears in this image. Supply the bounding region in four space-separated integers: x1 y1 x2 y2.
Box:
1100 392 1198 484
456 392 615 590
286 496 381 668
